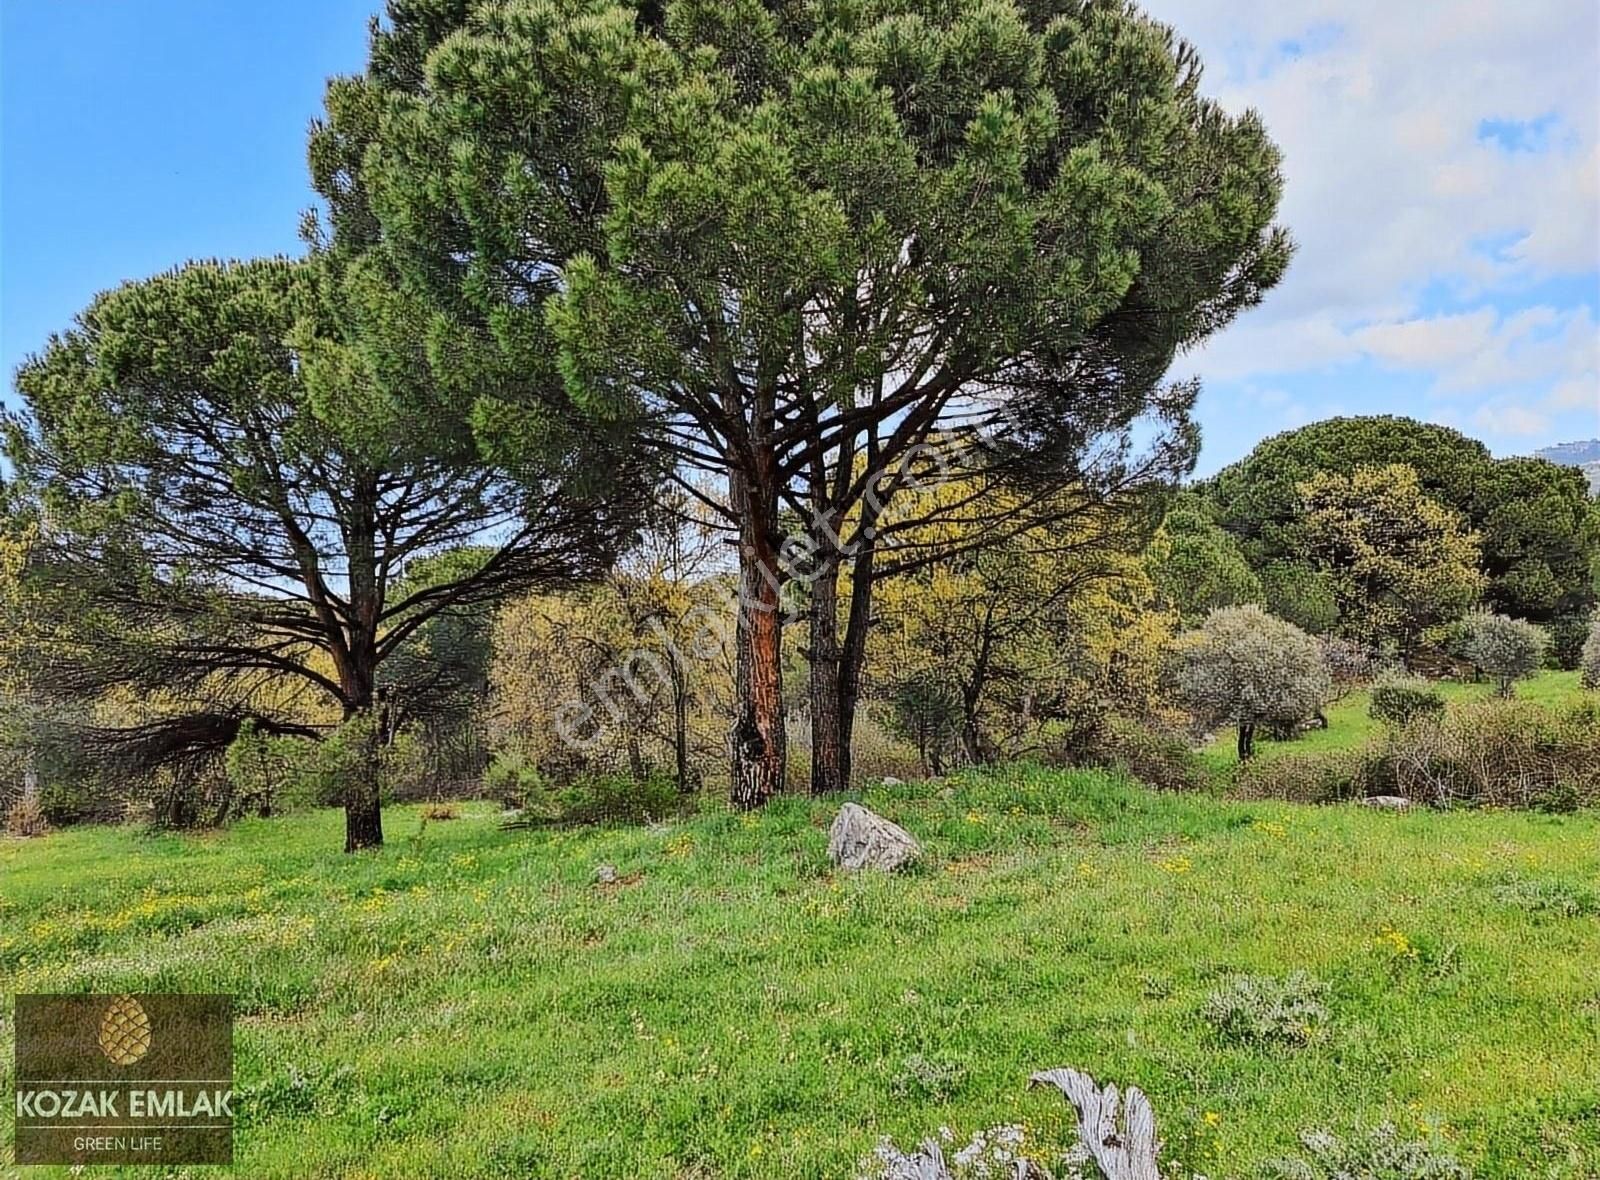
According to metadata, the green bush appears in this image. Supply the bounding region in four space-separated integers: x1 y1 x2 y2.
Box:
487 742 685 825
37 777 116 825
1582 612 1600 690
1040 712 1208 793
1233 749 1394 804
482 745 545 811
1234 699 1600 812
1369 675 1445 725
552 772 682 825
1098 714 1209 792
1388 699 1600 810
1545 612 1590 671
884 672 964 776
1202 971 1330 1047
225 715 427 818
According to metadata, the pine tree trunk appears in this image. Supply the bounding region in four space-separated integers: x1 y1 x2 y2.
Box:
834 526 879 791
729 473 786 809
808 557 845 796
341 675 384 853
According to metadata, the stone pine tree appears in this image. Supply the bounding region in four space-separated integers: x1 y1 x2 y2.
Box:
4 255 648 851
317 0 1291 805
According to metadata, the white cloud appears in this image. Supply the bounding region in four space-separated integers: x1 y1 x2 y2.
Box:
1353 310 1497 370
1549 376 1598 412
1144 0 1600 414
1472 402 1551 437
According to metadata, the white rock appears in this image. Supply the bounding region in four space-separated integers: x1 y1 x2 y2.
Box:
594 862 619 884
827 803 922 872
1362 795 1414 811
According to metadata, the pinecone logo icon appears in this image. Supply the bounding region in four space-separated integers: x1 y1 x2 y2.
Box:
97 994 152 1066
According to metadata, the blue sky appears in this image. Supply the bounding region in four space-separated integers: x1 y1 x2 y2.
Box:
1142 0 1600 471
3 1 1597 476
1 0 372 408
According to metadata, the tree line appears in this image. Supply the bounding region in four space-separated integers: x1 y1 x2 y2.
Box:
6 1 1593 852
1 0 1292 849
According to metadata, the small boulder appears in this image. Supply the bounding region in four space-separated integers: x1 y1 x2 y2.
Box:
594 863 619 885
881 775 904 786
1362 795 1413 812
827 803 922 872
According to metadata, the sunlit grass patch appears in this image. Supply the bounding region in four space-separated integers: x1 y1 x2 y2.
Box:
2 771 1596 1177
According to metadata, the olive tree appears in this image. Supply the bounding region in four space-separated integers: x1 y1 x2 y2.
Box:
1460 611 1546 698
1170 605 1330 760
1582 612 1600 691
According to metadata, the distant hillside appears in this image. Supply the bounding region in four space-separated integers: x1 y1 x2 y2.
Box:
1536 440 1600 465
1535 441 1600 494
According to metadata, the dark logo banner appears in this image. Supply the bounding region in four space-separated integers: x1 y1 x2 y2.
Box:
13 993 234 1165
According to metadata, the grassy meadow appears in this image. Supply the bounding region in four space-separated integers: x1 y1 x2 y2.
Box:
3 768 1598 1178
1198 669 1588 774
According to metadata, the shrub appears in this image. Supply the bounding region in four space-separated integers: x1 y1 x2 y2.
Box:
1096 714 1209 792
1491 875 1599 918
492 756 683 826
1040 712 1207 792
889 1053 968 1102
1233 749 1394 804
1169 605 1331 760
1387 699 1600 810
1201 971 1330 1047
4 789 49 837
482 745 545 810
1236 700 1600 812
1545 612 1590 671
1582 612 1600 689
884 672 964 776
223 723 310 816
845 711 925 786
1267 1124 1470 1180
225 715 429 819
1459 610 1546 697
552 772 682 825
1369 675 1445 725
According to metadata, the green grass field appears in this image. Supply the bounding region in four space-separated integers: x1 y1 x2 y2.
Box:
3 768 1597 1178
1199 669 1587 773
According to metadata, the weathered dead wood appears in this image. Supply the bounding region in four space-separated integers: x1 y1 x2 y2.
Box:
1029 1068 1161 1180
873 1068 1159 1180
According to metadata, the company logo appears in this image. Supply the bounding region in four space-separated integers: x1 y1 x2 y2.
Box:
13 993 234 1166
97 994 153 1066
